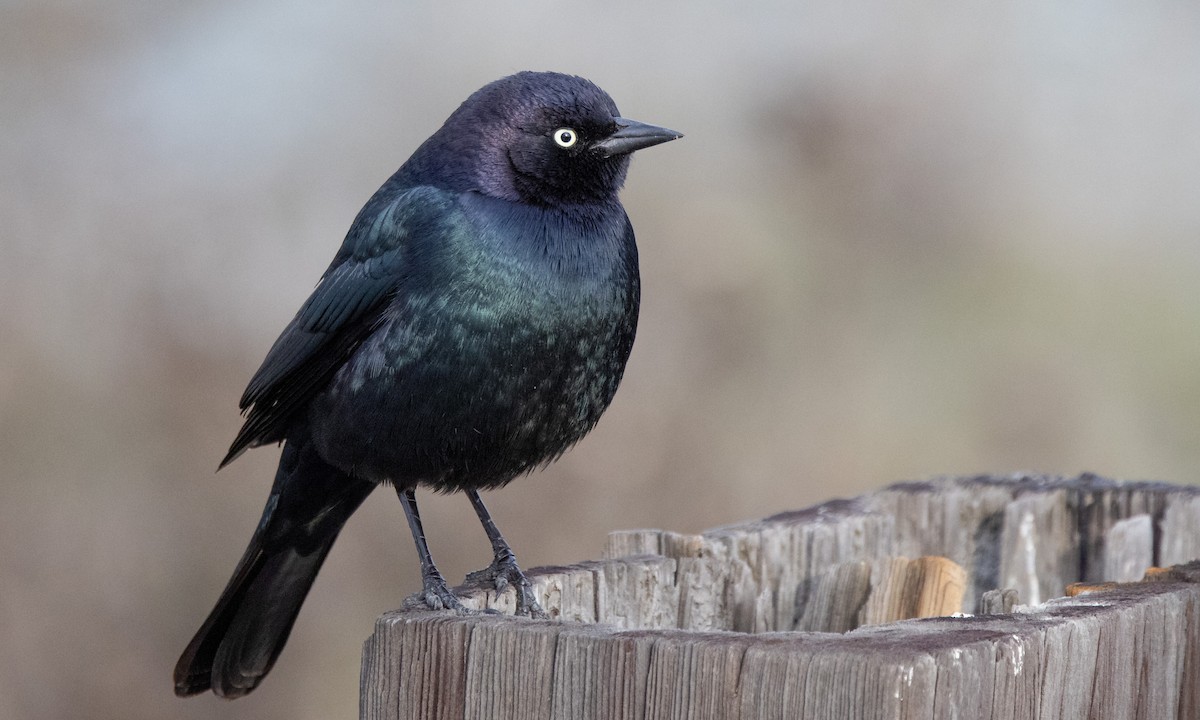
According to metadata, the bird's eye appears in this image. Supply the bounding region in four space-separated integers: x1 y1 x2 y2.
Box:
552 128 578 148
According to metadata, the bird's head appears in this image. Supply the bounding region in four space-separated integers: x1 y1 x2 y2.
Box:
405 71 682 206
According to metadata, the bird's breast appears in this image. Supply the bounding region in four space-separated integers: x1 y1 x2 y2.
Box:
311 200 639 490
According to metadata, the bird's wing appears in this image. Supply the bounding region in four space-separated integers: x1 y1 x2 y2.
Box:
220 185 457 467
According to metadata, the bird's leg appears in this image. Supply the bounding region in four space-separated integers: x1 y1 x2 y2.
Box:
397 487 468 614
463 490 547 618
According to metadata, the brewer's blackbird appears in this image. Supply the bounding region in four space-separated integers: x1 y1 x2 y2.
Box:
174 71 680 698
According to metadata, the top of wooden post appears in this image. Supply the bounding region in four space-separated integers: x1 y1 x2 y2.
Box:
362 473 1200 720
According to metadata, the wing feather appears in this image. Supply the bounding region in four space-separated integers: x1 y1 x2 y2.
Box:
221 186 456 467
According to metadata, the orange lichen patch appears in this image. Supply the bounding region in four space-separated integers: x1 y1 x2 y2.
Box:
1065 582 1119 597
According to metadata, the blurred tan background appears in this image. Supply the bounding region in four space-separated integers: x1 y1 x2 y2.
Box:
5 0 1200 718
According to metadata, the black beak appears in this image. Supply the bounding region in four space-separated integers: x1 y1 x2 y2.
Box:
592 117 683 158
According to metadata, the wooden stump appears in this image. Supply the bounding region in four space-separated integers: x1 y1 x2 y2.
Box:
360 474 1200 719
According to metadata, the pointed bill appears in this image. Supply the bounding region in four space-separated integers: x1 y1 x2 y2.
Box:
592 117 683 158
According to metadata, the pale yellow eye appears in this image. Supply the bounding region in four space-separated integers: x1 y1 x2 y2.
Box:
552 128 578 148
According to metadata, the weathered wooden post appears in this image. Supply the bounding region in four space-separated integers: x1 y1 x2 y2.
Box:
361 474 1200 719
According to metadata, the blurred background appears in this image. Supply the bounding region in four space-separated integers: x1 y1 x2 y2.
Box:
5 0 1200 717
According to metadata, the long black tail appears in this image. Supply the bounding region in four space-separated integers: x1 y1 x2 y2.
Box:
174 433 374 698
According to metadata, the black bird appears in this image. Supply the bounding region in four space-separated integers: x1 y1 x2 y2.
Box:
174 71 680 698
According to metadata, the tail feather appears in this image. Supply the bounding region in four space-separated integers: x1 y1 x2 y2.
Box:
173 541 267 696
175 434 374 698
214 546 335 697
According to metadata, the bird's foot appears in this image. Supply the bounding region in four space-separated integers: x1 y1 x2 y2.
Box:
403 573 470 614
464 551 547 619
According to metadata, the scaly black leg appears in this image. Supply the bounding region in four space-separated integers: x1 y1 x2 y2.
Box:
463 490 547 618
397 487 468 613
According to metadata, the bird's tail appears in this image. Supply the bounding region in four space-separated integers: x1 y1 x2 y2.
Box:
174 434 374 698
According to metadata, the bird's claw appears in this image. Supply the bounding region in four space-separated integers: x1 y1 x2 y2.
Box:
404 575 470 614
465 554 548 619
516 585 549 620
